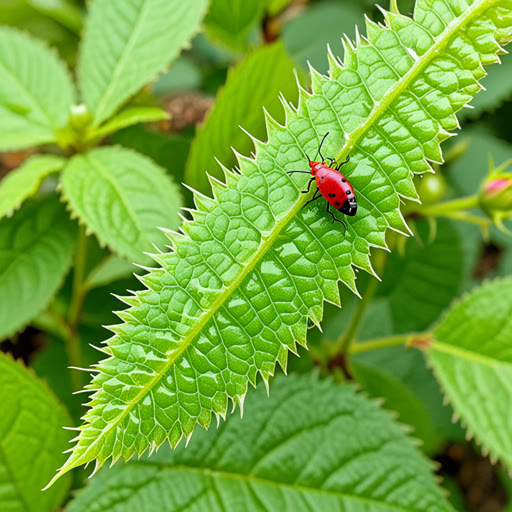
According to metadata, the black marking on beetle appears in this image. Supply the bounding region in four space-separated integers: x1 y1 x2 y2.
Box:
336 201 340 207
341 178 346 183
328 193 336 198
346 190 351 195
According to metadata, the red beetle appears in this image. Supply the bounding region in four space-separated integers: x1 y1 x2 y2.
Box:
288 132 357 229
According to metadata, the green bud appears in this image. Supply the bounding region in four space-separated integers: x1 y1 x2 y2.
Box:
68 104 93 134
416 172 447 205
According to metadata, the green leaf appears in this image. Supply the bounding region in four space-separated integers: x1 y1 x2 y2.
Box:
380 220 463 333
352 362 442 454
79 0 209 126
429 277 512 469
355 345 466 444
66 374 451 512
0 196 75 340
203 0 263 54
0 27 75 150
50 0 512 481
282 2 364 74
60 146 182 264
0 155 66 220
86 106 170 144
185 42 300 194
0 352 71 512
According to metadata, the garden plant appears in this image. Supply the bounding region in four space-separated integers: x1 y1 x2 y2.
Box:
1 0 512 511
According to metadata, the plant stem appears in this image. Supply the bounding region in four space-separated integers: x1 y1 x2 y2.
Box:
417 195 479 216
65 225 88 390
349 333 421 354
332 249 387 356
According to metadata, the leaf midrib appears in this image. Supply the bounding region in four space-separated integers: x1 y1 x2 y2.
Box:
125 460 441 512
90 0 151 125
83 152 150 252
74 0 493 465
335 0 493 163
431 340 512 369
0 48 59 133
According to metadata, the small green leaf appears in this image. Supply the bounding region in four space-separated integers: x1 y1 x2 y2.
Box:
66 374 451 512
204 0 263 54
429 277 512 469
380 220 463 333
61 147 182 263
185 42 300 194
0 352 71 512
86 106 170 144
79 0 209 126
0 155 66 220
0 27 76 150
0 196 75 340
352 361 442 454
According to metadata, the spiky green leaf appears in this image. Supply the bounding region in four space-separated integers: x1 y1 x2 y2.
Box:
0 27 75 150
79 0 208 126
0 196 75 340
49 0 512 482
185 42 301 194
60 146 182 264
429 277 512 469
0 155 66 220
66 374 451 512
0 352 71 512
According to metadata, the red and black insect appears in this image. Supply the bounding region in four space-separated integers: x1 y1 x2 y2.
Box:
288 132 357 230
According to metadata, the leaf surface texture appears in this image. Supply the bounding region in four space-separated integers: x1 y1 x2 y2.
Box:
67 375 451 512
51 0 512 481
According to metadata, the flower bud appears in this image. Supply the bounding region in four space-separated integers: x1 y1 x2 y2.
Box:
479 159 512 234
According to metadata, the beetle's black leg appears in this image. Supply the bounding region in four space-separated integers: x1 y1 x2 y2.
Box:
327 157 336 168
287 170 310 174
326 203 347 232
301 177 315 194
317 132 329 162
336 155 350 170
303 188 321 208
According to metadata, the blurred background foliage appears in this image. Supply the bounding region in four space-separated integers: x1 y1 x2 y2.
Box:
1 0 512 510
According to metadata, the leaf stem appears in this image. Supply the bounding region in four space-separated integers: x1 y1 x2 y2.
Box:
65 226 88 390
349 332 430 354
332 249 387 356
417 195 479 216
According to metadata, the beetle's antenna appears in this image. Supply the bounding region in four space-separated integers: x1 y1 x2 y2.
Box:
317 132 329 162
305 152 311 162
